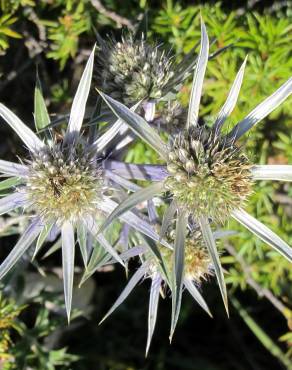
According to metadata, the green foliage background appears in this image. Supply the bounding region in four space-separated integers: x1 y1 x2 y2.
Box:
0 0 291 369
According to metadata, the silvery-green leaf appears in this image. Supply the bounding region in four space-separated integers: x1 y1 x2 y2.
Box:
101 245 147 270
141 235 172 286
214 56 247 132
160 200 177 241
170 210 187 341
118 245 146 261
98 197 171 249
0 103 44 152
198 216 228 315
33 222 54 260
184 278 212 317
0 177 22 192
42 238 61 259
105 170 140 192
186 19 209 129
213 229 237 239
80 242 109 287
99 264 147 324
77 223 88 266
229 77 292 140
61 221 75 322
0 218 43 280
96 234 125 267
98 182 164 235
146 272 161 356
93 102 140 153
104 160 168 182
0 192 28 216
232 208 292 262
147 199 158 224
83 217 124 266
117 224 130 255
93 119 123 152
34 73 50 133
98 91 168 159
108 131 134 156
81 253 109 287
64 45 96 144
251 165 292 182
0 160 28 177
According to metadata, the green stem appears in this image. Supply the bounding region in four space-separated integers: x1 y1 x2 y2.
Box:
231 296 292 370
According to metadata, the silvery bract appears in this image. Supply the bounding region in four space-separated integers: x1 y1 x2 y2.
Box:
97 19 292 321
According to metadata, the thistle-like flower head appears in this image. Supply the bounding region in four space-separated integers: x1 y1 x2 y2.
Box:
147 227 211 283
96 34 174 105
26 143 104 225
165 127 252 223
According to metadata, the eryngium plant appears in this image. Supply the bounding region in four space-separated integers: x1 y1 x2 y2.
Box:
0 46 165 321
97 20 292 326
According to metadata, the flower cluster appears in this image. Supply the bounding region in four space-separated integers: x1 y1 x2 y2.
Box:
0 19 291 354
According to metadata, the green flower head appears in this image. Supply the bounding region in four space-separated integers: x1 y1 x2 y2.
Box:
95 34 174 105
165 127 253 223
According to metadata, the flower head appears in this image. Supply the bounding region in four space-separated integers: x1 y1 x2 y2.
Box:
26 143 104 225
149 227 211 283
96 34 174 106
165 127 252 223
